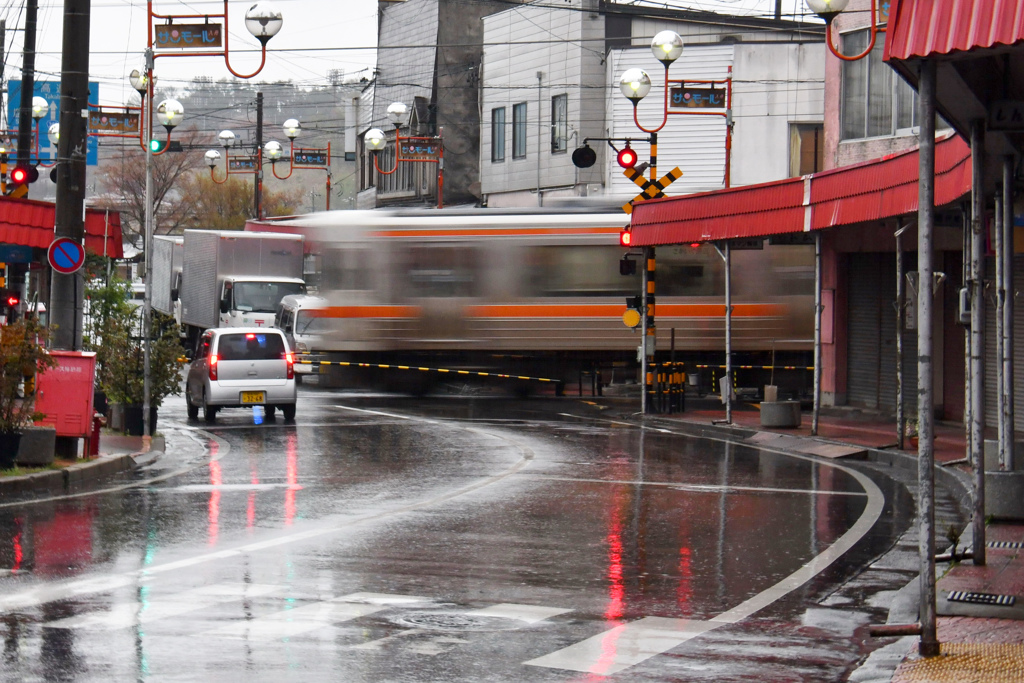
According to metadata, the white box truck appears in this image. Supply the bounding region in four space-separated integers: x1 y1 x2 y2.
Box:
179 230 306 350
151 235 184 326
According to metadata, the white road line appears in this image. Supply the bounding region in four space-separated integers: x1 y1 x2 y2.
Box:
526 617 721 675
527 416 886 675
205 595 391 641
470 603 571 624
44 583 279 631
525 475 867 497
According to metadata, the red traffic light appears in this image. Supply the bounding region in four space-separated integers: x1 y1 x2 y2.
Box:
620 229 632 247
9 165 38 185
6 295 18 308
617 146 638 169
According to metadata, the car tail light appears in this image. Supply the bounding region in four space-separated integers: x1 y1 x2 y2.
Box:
285 352 294 380
209 354 218 381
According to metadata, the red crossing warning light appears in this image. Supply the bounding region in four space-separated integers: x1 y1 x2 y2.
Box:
617 146 638 169
620 229 632 247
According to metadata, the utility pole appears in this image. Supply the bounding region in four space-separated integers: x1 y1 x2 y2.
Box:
50 0 92 352
255 91 263 218
16 0 37 176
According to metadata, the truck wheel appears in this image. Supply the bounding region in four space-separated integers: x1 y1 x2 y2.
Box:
265 405 276 418
186 390 199 420
282 404 296 420
202 391 218 423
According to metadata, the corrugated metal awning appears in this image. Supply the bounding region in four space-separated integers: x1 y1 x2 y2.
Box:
629 134 971 246
0 197 123 258
884 0 1024 62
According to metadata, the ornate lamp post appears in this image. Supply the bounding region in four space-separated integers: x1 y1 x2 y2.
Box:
363 102 445 209
263 118 334 210
804 0 886 61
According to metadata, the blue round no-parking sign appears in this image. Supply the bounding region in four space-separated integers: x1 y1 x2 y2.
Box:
47 237 86 274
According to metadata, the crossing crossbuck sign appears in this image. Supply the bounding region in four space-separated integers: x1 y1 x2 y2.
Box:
622 166 683 214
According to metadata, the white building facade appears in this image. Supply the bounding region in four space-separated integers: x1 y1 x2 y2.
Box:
480 3 826 208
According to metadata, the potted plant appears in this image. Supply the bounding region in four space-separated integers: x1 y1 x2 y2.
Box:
0 317 58 468
85 278 184 436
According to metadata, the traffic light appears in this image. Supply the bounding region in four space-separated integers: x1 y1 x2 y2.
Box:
620 228 633 247
619 255 637 276
150 139 166 153
1 288 19 321
616 144 638 169
571 144 596 168
150 139 183 153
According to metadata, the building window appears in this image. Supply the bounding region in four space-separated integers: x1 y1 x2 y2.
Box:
491 107 505 162
790 123 824 176
841 30 918 140
513 102 527 159
551 94 568 153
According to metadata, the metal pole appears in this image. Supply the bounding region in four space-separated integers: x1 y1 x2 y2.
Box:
812 231 822 435
725 240 733 424
896 222 905 449
142 49 155 439
537 71 543 207
916 60 939 658
970 121 986 565
996 186 1007 469
641 247 649 415
963 207 972 463
1003 156 1016 470
255 91 264 219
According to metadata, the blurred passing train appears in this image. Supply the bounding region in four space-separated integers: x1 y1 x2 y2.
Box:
246 208 815 393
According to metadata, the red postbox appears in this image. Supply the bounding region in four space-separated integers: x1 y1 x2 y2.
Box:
33 351 97 441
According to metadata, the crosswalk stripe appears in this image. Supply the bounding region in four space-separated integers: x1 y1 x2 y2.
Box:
204 592 429 641
524 617 721 675
44 583 279 631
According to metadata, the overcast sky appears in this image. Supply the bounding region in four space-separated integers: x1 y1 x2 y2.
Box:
2 0 810 114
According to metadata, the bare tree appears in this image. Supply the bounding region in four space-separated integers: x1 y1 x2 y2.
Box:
94 128 205 247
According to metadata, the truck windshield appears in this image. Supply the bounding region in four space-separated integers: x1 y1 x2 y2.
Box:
233 282 306 313
295 311 328 335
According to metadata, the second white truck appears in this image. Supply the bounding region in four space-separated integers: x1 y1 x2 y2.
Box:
174 230 306 351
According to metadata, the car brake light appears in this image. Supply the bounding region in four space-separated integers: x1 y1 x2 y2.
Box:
285 352 294 380
209 354 218 381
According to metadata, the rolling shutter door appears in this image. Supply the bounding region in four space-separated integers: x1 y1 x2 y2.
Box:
848 254 883 409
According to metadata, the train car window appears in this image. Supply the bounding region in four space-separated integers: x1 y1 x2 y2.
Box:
400 246 478 298
657 245 723 296
526 246 640 297
321 248 372 291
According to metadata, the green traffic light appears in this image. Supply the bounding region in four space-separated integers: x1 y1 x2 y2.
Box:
150 139 165 152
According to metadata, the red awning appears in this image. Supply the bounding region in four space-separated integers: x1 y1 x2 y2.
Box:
884 0 1024 62
0 197 123 258
629 134 971 246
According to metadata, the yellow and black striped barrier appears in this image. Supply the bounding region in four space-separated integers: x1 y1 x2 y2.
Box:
296 359 561 385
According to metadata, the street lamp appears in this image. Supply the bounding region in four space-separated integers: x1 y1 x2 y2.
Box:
804 0 886 61
618 31 683 134
265 118 334 209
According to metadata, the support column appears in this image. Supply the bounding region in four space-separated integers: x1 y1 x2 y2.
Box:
1003 155 1016 470
812 231 822 435
896 222 906 449
970 122 986 565
724 241 733 424
916 59 939 658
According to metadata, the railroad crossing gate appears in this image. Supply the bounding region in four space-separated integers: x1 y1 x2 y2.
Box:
622 167 683 214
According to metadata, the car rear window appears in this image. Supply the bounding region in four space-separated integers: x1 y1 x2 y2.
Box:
217 333 286 361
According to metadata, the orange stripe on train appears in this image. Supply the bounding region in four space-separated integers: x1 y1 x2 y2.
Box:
317 303 786 319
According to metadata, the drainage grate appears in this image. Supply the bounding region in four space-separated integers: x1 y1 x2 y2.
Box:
988 541 1024 550
388 611 517 632
946 591 1017 607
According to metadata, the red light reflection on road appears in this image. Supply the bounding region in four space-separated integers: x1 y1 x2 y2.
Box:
247 459 260 532
208 458 222 547
284 432 301 526
677 545 693 614
604 517 625 621
12 529 22 573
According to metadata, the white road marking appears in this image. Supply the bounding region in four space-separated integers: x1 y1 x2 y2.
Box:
526 617 720 675
471 603 571 624
205 595 389 641
526 475 867 497
44 583 279 631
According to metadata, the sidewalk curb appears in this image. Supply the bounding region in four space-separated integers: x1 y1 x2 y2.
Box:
0 434 165 496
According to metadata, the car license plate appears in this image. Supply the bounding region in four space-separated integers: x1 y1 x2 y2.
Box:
241 391 266 404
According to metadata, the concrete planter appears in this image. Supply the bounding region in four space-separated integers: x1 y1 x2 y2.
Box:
760 400 802 428
15 426 56 467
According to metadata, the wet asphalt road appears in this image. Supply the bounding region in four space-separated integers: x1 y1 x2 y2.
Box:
0 385 918 682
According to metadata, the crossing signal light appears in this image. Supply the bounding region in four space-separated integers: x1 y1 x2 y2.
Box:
9 164 38 185
571 144 597 168
620 229 632 247
617 145 638 169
